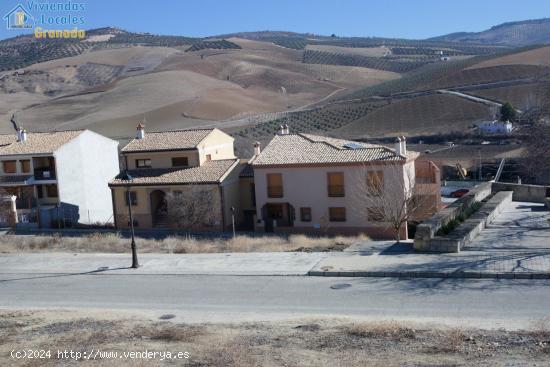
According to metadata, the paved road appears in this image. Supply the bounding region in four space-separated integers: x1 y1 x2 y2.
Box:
1 273 549 329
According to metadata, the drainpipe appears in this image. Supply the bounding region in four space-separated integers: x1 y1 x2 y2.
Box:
219 185 226 231
111 188 118 228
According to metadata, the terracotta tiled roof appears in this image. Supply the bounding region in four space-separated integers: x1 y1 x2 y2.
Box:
252 133 416 166
109 159 239 186
121 129 214 153
0 130 84 156
239 163 254 178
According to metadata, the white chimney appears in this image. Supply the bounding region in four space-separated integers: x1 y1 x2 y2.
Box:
394 136 402 156
20 129 28 142
16 127 22 142
136 123 145 139
278 125 285 135
400 135 407 155
283 123 289 135
253 141 261 155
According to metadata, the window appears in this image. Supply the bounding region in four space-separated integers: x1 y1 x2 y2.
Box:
300 207 312 222
267 173 283 198
135 159 151 168
124 191 138 206
46 184 58 198
327 172 345 197
20 160 31 173
329 207 346 222
37 185 43 199
127 219 139 227
3 160 16 173
205 154 212 162
172 157 189 167
367 207 385 222
367 171 384 196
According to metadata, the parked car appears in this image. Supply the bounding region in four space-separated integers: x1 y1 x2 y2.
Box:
451 189 469 198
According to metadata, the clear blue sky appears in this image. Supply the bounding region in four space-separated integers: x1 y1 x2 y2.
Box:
1 0 549 41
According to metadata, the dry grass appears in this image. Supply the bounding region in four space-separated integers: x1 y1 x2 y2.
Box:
0 233 367 254
1 310 550 367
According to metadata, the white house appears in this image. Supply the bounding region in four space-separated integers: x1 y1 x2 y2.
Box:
477 120 513 135
0 129 119 227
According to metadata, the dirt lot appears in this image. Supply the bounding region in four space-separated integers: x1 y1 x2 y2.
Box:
1 310 549 366
0 233 362 254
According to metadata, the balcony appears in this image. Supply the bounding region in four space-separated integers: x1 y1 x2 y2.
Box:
16 197 37 210
328 185 345 197
34 168 56 181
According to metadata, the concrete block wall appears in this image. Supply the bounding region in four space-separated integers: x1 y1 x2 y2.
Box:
414 182 492 251
421 191 512 253
492 182 550 204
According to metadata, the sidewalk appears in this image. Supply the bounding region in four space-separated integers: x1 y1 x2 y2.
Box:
310 241 550 279
0 252 330 276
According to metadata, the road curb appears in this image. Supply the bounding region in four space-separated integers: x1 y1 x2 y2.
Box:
308 270 550 279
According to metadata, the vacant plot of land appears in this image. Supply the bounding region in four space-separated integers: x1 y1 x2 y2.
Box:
1 310 549 366
335 94 492 138
0 233 362 254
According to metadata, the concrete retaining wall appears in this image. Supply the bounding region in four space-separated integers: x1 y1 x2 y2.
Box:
425 191 512 253
492 182 550 204
414 182 492 251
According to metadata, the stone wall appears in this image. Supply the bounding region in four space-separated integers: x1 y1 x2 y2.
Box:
414 182 492 251
423 191 512 253
492 182 550 204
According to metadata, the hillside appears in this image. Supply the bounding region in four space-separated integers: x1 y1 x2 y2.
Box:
430 18 550 46
0 29 399 136
0 23 548 152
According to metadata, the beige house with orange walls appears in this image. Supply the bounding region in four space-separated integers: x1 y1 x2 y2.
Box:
109 126 241 230
250 131 438 239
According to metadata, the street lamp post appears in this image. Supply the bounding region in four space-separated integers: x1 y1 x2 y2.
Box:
231 206 236 238
122 171 139 268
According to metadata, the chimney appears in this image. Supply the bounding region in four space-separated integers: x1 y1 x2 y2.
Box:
400 135 407 155
283 123 289 135
136 123 145 139
20 128 27 142
394 136 402 156
253 141 261 155
16 127 22 142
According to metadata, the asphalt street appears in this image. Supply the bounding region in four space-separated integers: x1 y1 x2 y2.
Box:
1 272 549 329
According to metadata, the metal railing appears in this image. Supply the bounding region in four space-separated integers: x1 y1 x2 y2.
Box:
267 185 283 198
327 185 345 197
34 169 56 180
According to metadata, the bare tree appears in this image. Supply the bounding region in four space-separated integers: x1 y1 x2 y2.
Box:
519 91 550 184
165 187 219 231
355 163 436 242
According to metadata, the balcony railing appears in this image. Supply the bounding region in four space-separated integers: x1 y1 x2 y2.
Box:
34 169 56 180
328 185 345 197
16 197 37 210
267 185 283 198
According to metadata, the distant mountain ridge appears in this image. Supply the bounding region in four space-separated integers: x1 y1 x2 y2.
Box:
429 18 550 46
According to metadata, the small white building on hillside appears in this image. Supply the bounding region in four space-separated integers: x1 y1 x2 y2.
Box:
477 120 513 135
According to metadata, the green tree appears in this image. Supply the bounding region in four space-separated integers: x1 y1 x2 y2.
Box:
500 102 517 122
